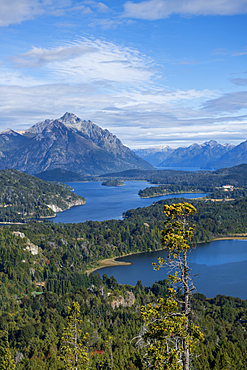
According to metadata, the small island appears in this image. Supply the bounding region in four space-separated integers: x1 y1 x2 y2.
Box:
101 179 125 187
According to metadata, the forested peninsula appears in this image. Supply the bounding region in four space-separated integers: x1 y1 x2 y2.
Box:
138 184 210 198
103 163 247 187
0 169 85 222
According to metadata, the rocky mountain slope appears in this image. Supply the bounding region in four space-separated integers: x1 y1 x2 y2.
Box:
159 140 234 168
0 113 153 175
202 140 247 169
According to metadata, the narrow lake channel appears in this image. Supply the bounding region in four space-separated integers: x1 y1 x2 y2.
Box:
52 181 206 223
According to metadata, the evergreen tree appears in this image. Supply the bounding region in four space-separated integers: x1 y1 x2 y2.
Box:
139 294 203 370
145 202 204 370
60 301 89 370
0 331 15 370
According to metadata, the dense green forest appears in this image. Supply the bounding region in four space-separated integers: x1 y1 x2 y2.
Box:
1 230 247 370
35 168 86 182
138 184 212 198
103 163 247 187
1 195 246 286
35 163 247 188
138 183 247 201
2 167 247 368
0 169 85 222
0 196 247 367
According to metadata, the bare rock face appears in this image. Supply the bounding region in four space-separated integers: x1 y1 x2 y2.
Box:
47 204 63 213
0 113 153 175
13 231 39 255
47 198 85 214
111 291 136 309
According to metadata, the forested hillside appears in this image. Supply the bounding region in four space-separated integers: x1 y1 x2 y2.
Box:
1 188 247 367
138 183 247 200
1 196 247 293
0 169 85 222
1 224 247 369
103 163 247 187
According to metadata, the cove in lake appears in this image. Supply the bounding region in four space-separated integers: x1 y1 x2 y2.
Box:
98 239 247 299
52 181 206 223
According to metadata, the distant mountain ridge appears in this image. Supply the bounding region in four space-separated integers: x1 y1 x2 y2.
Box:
135 140 245 169
0 113 153 175
134 145 174 166
202 140 247 169
160 140 234 169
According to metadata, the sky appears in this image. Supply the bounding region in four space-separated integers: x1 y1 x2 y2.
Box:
0 0 247 148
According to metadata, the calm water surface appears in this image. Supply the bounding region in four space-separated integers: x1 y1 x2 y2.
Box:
99 239 247 299
52 181 206 223
50 181 247 299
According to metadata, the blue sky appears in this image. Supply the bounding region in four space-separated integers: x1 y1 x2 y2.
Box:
0 0 247 148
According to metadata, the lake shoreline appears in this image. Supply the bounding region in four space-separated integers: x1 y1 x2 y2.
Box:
86 257 132 275
87 235 247 274
213 235 247 240
139 191 206 199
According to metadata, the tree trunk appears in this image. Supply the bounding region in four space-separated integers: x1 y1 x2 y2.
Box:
183 248 190 370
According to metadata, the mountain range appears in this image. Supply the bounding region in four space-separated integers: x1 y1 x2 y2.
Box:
0 113 153 175
134 140 247 169
1 113 246 175
133 145 174 166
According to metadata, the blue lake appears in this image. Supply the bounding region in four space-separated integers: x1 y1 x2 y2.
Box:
50 181 247 299
99 239 247 299
52 181 205 223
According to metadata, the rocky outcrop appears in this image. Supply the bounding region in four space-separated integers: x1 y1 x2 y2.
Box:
47 204 63 213
66 198 86 208
111 291 135 309
13 231 39 255
47 198 85 214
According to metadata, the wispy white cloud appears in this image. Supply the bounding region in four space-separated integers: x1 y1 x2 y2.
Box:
0 0 111 27
1 80 245 148
212 48 229 56
88 18 126 30
123 0 247 20
176 60 198 65
232 49 247 56
0 0 72 27
10 39 156 86
83 1 109 13
0 0 42 27
0 64 46 86
2 34 246 148
231 78 247 86
202 91 247 112
12 44 98 68
212 47 247 58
